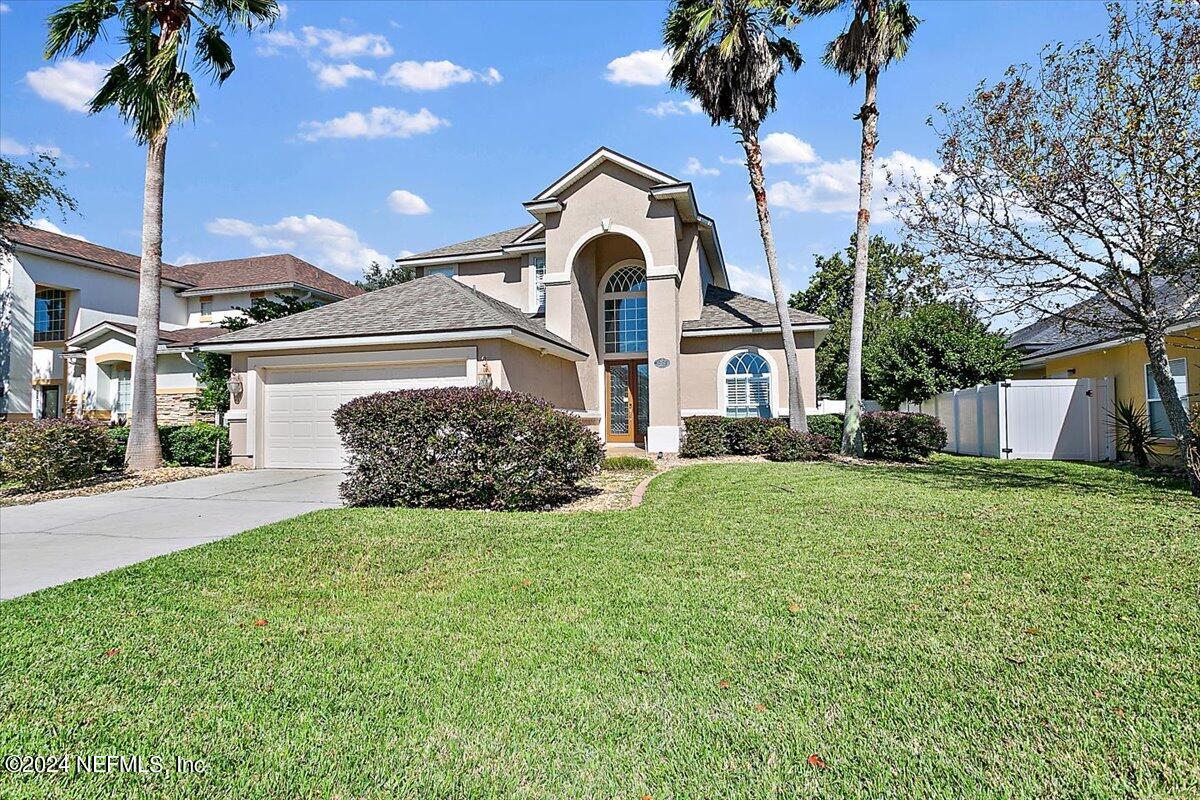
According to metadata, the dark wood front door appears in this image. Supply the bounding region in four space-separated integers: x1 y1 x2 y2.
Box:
605 360 648 444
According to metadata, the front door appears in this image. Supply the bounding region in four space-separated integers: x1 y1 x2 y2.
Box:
606 360 648 444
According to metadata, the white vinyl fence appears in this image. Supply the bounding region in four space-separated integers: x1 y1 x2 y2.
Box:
903 378 1116 461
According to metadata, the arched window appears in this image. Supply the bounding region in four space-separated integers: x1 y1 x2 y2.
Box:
725 351 772 418
602 264 648 354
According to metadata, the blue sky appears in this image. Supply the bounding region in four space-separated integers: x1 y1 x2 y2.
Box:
1 0 1111 297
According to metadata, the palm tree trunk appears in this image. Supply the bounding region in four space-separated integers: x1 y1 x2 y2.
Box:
1144 330 1199 496
742 129 807 433
842 66 879 457
125 132 168 472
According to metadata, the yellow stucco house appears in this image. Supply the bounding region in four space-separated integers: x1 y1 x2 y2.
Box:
1009 299 1197 452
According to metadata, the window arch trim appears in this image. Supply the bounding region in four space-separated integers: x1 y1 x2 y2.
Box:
717 347 778 419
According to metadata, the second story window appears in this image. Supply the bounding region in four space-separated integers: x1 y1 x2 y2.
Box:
424 266 456 279
34 287 67 342
602 264 648 354
530 255 547 312
199 298 213 320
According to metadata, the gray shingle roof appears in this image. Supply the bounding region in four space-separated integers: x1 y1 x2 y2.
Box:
203 274 583 355
1006 272 1199 359
400 225 541 260
683 285 828 331
182 254 362 298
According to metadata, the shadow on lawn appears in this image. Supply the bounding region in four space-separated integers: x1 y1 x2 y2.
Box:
837 455 1194 501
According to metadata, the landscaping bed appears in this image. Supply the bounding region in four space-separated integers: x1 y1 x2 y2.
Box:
0 465 246 507
0 456 1196 798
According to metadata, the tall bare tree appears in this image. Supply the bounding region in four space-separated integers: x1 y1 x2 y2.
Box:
894 1 1200 495
664 0 810 432
816 0 918 455
44 0 278 470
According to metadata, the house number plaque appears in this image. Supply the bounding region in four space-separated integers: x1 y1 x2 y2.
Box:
654 358 671 368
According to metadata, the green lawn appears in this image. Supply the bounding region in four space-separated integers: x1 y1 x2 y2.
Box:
1 457 1197 799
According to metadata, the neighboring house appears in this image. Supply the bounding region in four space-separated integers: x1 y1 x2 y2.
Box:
201 147 830 468
1007 281 1197 448
0 225 361 425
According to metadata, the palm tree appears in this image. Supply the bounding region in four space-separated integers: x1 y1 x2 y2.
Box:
44 0 278 470
820 0 918 455
664 0 810 433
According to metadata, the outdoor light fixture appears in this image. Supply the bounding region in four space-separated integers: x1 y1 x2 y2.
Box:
226 374 244 401
477 363 494 389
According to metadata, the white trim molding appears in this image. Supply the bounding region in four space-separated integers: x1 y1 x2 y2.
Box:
681 323 831 338
717 346 779 419
533 147 678 201
564 223 656 274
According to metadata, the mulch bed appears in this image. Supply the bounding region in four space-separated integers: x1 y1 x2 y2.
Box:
0 465 248 507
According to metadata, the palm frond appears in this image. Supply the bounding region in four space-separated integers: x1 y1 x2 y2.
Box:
822 0 919 82
44 0 116 59
195 25 236 82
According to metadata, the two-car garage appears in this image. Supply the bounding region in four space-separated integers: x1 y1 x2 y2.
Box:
258 353 474 469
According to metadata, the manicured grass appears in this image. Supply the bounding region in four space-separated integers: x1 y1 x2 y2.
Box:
1 457 1197 798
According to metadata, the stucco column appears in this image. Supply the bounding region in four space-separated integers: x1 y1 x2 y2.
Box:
645 271 681 453
543 275 573 342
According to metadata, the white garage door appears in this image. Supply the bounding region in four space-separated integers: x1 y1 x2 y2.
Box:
262 361 471 469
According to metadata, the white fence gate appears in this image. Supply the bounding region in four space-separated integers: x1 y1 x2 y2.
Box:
904 378 1116 462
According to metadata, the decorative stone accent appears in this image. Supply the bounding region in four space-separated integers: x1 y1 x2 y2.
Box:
157 392 216 425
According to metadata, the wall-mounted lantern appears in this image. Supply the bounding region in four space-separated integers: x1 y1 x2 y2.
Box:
226 373 244 402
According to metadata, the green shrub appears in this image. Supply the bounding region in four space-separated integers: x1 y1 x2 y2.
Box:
765 428 835 462
726 417 786 455
164 423 231 467
807 413 844 442
602 455 656 472
105 423 229 467
861 411 947 462
680 416 731 457
333 387 603 510
0 419 112 489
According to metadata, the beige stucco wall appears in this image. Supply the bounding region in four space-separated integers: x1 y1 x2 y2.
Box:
452 256 527 310
679 331 820 415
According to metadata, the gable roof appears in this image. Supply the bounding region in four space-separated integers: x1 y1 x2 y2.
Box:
1007 273 1200 361
180 254 362 299
67 320 226 350
683 285 829 333
532 146 680 201
400 225 540 262
4 224 198 286
4 223 360 297
201 274 585 357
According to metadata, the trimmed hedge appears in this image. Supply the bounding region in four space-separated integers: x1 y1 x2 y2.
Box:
861 411 947 462
807 413 844 442
333 387 603 510
106 423 230 467
0 419 112 489
602 455 656 472
680 416 730 457
765 428 835 462
726 417 786 455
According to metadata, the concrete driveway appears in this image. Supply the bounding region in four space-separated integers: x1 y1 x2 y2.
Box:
0 470 343 600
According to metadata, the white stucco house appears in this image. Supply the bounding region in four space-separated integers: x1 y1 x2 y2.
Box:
0 225 361 424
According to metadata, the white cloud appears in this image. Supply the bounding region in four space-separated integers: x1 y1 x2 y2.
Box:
719 155 746 166
387 189 431 215
275 3 288 22
173 252 205 266
311 62 376 89
297 107 448 142
605 48 671 86
761 132 818 166
259 25 392 59
768 149 940 220
381 60 502 91
206 214 387 277
25 60 107 113
684 157 719 177
0 4 11 13
646 98 701 117
0 136 61 158
29 218 88 241
726 264 774 298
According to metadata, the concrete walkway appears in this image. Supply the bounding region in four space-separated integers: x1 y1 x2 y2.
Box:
0 470 343 600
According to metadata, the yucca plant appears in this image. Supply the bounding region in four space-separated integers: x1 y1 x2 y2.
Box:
1108 398 1157 467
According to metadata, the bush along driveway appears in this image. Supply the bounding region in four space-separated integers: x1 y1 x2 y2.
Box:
0 456 1197 798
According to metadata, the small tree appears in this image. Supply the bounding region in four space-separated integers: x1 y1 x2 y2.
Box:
864 301 1020 409
791 234 942 399
357 260 414 292
664 0 810 432
893 1 1200 495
